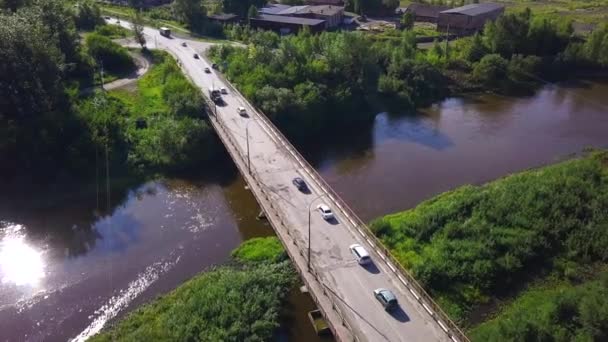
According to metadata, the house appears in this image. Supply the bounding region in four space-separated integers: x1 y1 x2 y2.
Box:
400 3 450 23
249 14 326 33
208 13 239 25
292 5 344 28
306 0 344 5
437 3 504 34
259 4 345 29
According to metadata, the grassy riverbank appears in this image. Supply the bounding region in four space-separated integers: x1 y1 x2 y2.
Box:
91 237 296 341
370 150 608 332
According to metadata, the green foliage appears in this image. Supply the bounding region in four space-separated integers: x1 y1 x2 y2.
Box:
90 261 296 341
247 4 258 21
75 0 103 30
232 237 286 263
472 54 508 87
223 0 266 17
173 0 206 31
371 152 608 322
131 9 146 48
85 33 134 73
400 11 414 30
82 51 218 173
470 273 608 341
94 24 131 39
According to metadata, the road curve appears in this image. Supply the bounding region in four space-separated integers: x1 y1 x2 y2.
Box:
108 18 454 342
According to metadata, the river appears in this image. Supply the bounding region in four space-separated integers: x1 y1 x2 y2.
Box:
1 80 607 341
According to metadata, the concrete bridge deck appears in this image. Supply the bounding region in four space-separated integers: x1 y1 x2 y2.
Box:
109 18 467 342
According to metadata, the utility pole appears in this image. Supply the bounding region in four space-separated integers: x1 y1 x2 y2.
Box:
445 23 450 59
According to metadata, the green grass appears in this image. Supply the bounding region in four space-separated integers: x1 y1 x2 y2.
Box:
470 270 608 341
94 24 132 39
90 238 295 341
231 237 286 263
109 50 170 116
371 151 608 323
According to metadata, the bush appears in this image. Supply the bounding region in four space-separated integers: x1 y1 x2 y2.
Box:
85 33 134 73
94 24 131 39
472 54 508 87
232 237 286 263
90 261 296 341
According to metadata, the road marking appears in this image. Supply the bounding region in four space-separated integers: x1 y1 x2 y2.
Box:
387 262 396 273
409 288 420 301
398 275 408 286
423 303 434 316
438 320 449 333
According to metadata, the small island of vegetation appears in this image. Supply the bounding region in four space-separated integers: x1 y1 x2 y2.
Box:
91 237 295 341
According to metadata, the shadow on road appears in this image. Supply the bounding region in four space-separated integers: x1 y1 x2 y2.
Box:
362 262 380 274
327 217 339 225
389 306 410 323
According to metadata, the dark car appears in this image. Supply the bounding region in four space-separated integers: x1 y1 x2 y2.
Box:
193 53 199 59
211 63 218 69
374 288 398 311
292 177 308 192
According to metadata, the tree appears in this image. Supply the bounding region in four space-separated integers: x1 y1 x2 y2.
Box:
472 53 508 87
401 11 414 30
247 4 258 23
173 0 206 31
462 33 487 62
0 0 29 11
131 9 146 49
75 0 103 30
86 33 134 73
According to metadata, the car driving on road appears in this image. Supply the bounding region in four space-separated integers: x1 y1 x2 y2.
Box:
292 177 308 192
204 67 211 73
349 244 371 265
193 53 199 59
220 87 227 94
237 107 247 116
374 288 398 311
316 204 334 220
181 42 187 47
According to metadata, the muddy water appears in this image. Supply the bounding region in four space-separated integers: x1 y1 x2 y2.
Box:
1 80 607 341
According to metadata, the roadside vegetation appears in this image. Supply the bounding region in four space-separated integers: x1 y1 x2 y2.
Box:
370 151 608 334
232 236 286 263
0 0 219 182
90 237 295 341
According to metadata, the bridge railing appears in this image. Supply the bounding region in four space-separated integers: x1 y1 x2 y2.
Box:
220 78 469 342
203 96 358 342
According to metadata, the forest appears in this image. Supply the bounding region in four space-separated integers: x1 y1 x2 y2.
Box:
370 151 608 338
90 237 295 341
0 0 219 181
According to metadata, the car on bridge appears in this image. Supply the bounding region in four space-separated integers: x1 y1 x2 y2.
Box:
316 204 334 220
204 67 211 73
349 244 371 265
374 288 398 311
292 177 308 192
220 87 227 94
181 42 187 47
193 53 199 59
237 107 247 117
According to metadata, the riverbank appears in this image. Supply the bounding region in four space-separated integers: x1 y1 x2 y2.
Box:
370 150 608 335
89 237 296 341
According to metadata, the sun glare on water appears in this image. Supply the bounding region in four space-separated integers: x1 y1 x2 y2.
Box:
0 224 45 287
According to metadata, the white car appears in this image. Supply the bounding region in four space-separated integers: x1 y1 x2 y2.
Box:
316 204 334 220
349 244 371 265
220 87 227 94
237 107 247 116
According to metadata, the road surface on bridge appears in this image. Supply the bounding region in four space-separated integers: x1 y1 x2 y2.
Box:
109 18 455 342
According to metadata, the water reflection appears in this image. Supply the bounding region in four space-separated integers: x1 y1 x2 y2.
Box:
374 113 453 150
0 223 45 287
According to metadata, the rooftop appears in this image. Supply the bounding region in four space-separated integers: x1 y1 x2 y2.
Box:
405 3 450 18
252 14 326 26
441 3 504 16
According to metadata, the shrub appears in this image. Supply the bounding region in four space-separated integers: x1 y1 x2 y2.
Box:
85 33 134 73
231 237 286 263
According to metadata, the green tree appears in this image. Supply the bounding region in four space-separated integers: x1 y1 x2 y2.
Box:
401 11 414 30
85 33 134 73
462 33 487 62
75 0 103 30
472 53 508 87
247 4 258 23
173 0 206 31
0 0 29 11
131 9 146 49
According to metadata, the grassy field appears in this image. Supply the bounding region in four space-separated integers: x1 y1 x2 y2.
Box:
90 237 295 341
399 0 608 27
371 150 608 326
232 237 286 263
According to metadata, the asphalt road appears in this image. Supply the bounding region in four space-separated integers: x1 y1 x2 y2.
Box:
109 19 451 342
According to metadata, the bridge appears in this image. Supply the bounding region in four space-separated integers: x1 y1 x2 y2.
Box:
110 18 467 342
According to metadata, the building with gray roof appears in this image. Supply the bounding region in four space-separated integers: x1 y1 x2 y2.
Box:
438 3 504 34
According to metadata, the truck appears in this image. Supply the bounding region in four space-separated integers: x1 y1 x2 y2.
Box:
209 87 222 103
159 27 171 37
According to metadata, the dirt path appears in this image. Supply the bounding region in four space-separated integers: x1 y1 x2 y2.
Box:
81 49 150 95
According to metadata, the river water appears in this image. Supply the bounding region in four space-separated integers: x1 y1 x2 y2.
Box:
1 80 607 341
